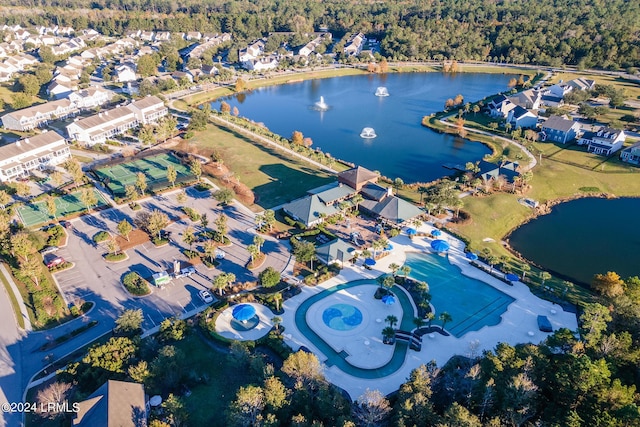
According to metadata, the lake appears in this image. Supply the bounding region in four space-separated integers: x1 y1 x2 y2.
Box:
215 72 515 183
508 197 640 285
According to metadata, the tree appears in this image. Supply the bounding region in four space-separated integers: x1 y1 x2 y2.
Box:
228 385 265 427
19 74 40 96
291 130 304 146
20 256 43 287
592 271 625 298
273 292 283 312
136 54 159 77
146 209 169 239
117 219 133 242
36 381 72 420
135 172 147 197
271 316 282 332
128 360 150 384
183 226 195 251
580 303 612 348
79 188 97 212
385 314 398 328
540 271 552 286
11 92 31 109
64 159 84 189
200 213 209 230
202 239 217 263
213 188 234 205
212 273 229 296
520 263 531 280
138 125 156 146
388 263 400 276
15 182 30 198
160 116 178 142
220 101 231 114
382 326 396 344
247 243 259 263
166 165 177 188
45 194 57 219
263 375 288 410
125 185 138 201
255 209 275 232
50 170 64 187
0 189 10 210
282 351 324 390
114 309 144 335
259 266 280 288
176 190 187 204
293 240 316 269
353 389 392 427
10 232 34 261
162 394 188 427
394 364 438 426
235 78 247 92
159 317 188 342
190 160 202 182
439 312 452 331
106 235 120 255
400 265 411 278
214 214 228 242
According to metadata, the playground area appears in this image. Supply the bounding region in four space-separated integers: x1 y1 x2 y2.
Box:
17 188 110 227
93 151 194 197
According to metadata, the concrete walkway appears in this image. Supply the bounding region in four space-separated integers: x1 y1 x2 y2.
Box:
215 303 274 341
0 263 32 332
279 223 577 400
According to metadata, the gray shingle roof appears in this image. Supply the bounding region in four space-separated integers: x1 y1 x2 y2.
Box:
0 131 65 160
540 115 576 132
73 380 146 427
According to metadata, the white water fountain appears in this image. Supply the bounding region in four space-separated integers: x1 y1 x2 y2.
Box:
314 96 329 111
360 127 377 138
375 86 389 97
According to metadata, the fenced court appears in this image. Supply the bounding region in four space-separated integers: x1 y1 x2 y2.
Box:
17 188 109 227
93 151 194 198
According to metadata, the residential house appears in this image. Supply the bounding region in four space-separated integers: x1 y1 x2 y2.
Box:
47 81 75 99
72 380 147 427
57 26 75 36
298 33 331 57
68 87 114 109
2 99 78 131
567 78 595 91
186 31 202 41
620 142 640 165
0 131 70 182
66 106 138 145
116 63 137 82
547 82 573 99
487 94 516 119
139 31 155 42
171 71 193 84
359 195 423 225
240 39 266 65
316 238 357 266
344 32 365 56
244 56 279 71
154 32 171 42
508 89 542 110
579 127 626 156
507 105 538 129
128 95 167 124
201 64 218 75
14 29 31 40
539 115 581 144
337 166 379 191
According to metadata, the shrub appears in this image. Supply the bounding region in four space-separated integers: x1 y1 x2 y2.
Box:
93 231 110 243
104 252 127 262
203 259 218 268
129 202 142 211
46 225 65 246
194 182 211 191
183 249 200 259
152 237 169 246
182 206 201 221
122 272 150 296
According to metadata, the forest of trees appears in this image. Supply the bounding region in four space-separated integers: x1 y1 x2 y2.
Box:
1 0 639 69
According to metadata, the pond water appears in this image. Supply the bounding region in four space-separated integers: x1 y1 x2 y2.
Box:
508 197 640 285
215 72 515 183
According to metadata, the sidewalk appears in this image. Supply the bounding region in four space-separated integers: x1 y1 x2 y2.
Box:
0 263 32 331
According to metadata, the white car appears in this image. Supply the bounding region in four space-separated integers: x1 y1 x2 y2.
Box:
174 266 196 278
199 289 213 304
214 249 226 260
40 246 59 255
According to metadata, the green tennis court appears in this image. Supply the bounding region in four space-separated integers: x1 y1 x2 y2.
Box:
94 152 194 197
17 188 110 227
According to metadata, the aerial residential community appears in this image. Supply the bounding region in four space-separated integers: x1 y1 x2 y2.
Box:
0 1 639 426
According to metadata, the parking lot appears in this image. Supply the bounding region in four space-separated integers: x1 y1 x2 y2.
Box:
49 186 291 330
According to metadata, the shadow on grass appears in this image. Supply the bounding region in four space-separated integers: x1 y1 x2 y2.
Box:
254 163 335 208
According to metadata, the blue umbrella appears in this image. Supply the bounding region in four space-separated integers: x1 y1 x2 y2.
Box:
382 295 396 305
407 228 417 235
506 273 520 282
232 304 256 322
365 258 377 266
385 243 393 251
431 239 450 252
465 252 478 261
431 229 442 237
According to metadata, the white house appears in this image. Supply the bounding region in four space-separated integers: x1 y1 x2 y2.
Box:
244 56 279 71
547 83 573 99
116 63 137 82
47 81 75 99
579 127 626 156
507 106 538 129
128 95 168 124
539 116 581 144
568 78 596 91
68 87 114 109
344 32 365 56
239 39 265 64
1 99 78 131
0 131 70 182
488 95 517 118
508 89 542 110
620 142 640 165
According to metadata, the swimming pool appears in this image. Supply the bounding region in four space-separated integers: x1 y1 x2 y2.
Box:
405 252 514 337
322 304 363 331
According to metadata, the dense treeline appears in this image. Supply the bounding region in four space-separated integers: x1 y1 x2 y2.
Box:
2 0 639 69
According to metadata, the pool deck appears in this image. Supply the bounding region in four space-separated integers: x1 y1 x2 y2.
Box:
280 224 578 400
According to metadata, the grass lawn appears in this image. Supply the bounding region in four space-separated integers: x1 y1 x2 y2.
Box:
174 333 251 426
528 140 640 173
550 71 640 100
190 122 337 210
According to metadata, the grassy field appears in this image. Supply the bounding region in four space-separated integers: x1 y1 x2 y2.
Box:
190 122 336 210
529 140 640 172
0 263 25 329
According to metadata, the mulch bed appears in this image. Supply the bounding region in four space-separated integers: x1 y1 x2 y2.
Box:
115 229 150 252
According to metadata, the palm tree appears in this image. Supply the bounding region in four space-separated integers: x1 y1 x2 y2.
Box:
271 316 282 332
413 317 425 330
540 271 552 286
382 326 395 344
247 244 259 264
439 312 452 332
212 274 227 296
273 293 283 312
425 312 435 329
253 235 265 254
400 265 411 279
385 315 398 328
351 194 364 212
388 263 400 276
520 263 531 280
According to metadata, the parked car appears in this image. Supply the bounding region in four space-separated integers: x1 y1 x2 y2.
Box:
199 289 213 304
39 246 59 255
214 249 225 260
44 254 65 269
174 266 196 279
